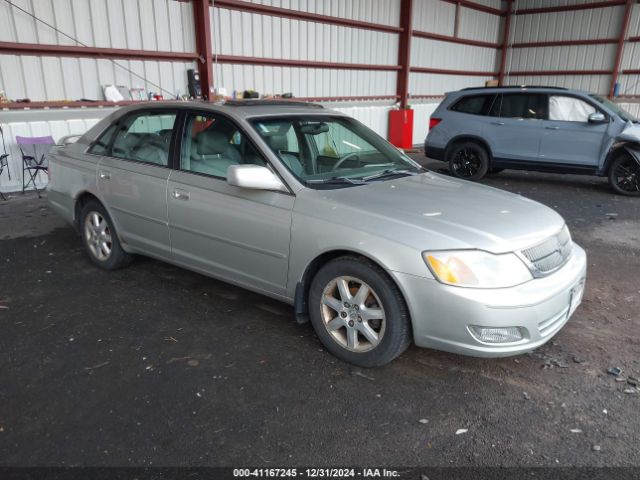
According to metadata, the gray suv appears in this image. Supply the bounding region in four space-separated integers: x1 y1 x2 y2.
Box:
424 86 640 195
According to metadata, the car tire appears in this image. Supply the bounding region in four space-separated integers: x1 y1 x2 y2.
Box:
447 141 490 181
608 152 640 196
80 200 134 270
308 256 412 367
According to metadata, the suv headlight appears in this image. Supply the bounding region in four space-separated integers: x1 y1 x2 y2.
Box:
423 250 532 288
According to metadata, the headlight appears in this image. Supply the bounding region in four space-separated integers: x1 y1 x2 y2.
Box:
423 250 532 288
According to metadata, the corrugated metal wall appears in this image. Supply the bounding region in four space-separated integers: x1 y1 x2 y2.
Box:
0 0 196 101
503 4 623 94
619 3 640 96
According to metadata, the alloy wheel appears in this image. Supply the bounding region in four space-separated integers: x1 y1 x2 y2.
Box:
452 148 482 177
320 276 386 352
613 157 640 193
84 211 113 261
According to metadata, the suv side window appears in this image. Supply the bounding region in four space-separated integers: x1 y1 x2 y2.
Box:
110 111 177 166
549 95 597 122
451 95 495 115
180 112 266 179
491 94 547 120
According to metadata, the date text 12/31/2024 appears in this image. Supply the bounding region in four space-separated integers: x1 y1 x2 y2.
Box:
233 468 401 478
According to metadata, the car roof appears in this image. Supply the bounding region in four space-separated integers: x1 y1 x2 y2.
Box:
112 99 343 120
453 86 591 95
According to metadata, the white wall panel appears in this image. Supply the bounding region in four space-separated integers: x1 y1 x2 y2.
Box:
458 8 501 43
212 8 398 65
617 101 640 118
237 0 402 27
409 72 494 96
507 44 616 71
617 75 640 97
0 0 195 52
510 7 623 42
332 104 395 138
411 37 499 71
503 74 611 93
213 63 396 96
412 0 456 35
0 55 195 101
515 0 621 8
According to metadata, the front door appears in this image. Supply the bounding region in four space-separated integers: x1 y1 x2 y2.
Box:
538 95 608 167
96 110 177 259
167 111 294 296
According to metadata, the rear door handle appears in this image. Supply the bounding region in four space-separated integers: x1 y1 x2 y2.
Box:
99 170 111 180
545 126 560 130
173 189 190 201
491 121 505 126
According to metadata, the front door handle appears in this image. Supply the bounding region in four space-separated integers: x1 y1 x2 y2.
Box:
173 189 190 201
545 126 560 130
491 121 505 126
99 170 111 180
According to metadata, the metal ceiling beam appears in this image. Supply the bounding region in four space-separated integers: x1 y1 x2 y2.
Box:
610 0 634 98
413 30 501 49
396 0 413 109
514 0 625 15
193 0 214 100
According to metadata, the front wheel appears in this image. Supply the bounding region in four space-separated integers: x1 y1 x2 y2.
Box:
608 153 640 196
308 256 411 367
447 141 489 181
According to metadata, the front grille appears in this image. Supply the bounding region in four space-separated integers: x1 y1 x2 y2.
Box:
521 225 572 276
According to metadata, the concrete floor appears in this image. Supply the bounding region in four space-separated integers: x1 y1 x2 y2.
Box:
0 163 639 467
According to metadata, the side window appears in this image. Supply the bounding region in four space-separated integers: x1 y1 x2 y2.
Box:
88 124 118 155
549 96 597 122
180 113 266 179
496 94 546 120
111 112 177 166
451 95 494 115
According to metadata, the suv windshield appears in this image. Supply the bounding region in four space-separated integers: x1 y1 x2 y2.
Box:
251 116 423 188
589 95 637 122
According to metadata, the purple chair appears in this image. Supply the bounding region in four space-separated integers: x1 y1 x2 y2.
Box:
16 135 54 198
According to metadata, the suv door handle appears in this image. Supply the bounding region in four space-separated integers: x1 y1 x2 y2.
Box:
545 126 560 130
99 170 111 180
491 121 505 126
173 189 190 201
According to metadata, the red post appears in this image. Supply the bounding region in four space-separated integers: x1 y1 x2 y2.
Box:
193 0 214 100
396 0 413 109
498 0 512 85
390 0 414 147
609 0 633 98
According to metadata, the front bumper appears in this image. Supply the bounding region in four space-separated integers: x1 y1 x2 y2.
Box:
393 244 587 357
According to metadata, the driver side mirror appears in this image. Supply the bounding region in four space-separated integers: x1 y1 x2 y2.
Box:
227 164 288 192
588 112 607 124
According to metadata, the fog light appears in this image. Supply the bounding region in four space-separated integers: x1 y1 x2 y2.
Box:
469 326 523 344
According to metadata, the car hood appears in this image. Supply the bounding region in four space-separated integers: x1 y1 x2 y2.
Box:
297 172 565 254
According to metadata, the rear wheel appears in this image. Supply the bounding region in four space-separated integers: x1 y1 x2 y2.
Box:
447 141 489 181
80 200 134 269
308 256 411 367
608 153 640 196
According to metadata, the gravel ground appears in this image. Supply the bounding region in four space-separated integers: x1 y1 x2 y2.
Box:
0 162 638 468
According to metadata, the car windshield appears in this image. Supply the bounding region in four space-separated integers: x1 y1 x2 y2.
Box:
251 116 423 188
589 95 637 122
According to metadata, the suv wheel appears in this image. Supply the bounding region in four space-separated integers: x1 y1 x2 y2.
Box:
609 152 640 196
80 200 134 269
308 256 411 367
447 141 489 181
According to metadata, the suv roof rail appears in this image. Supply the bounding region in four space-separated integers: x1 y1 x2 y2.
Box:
223 99 324 108
460 85 568 91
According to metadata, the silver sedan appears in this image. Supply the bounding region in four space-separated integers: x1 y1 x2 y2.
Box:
47 101 587 366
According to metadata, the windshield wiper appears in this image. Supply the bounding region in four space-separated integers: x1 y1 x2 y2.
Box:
306 176 367 185
360 168 421 182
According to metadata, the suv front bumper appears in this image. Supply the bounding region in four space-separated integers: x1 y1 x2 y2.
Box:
392 244 587 357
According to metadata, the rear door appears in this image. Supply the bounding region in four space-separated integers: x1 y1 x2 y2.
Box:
538 95 608 167
97 110 177 260
488 93 546 163
167 110 294 296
